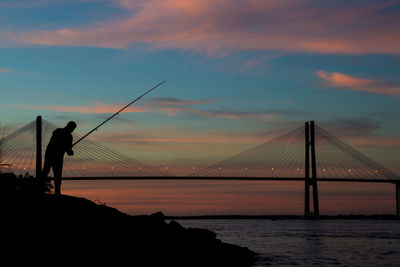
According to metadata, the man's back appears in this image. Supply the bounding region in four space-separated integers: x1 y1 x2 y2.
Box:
46 128 73 155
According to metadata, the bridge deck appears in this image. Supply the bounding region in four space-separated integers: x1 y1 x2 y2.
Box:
62 176 400 183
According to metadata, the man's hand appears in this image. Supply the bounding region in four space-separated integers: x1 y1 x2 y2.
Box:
67 150 74 156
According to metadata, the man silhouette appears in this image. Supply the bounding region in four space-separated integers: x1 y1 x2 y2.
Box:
42 121 76 195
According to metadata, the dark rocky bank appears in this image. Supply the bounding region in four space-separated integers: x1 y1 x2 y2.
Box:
1 176 257 266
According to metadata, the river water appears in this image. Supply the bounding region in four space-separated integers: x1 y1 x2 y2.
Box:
177 219 400 266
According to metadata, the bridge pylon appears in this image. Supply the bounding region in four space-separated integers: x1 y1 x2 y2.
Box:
36 115 42 178
396 183 400 218
305 121 319 217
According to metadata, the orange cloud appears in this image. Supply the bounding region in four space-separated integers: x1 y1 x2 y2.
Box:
316 71 400 96
157 106 280 121
14 98 211 114
0 0 48 8
14 102 147 114
148 98 214 107
93 128 277 145
5 0 400 55
349 136 400 147
12 98 282 122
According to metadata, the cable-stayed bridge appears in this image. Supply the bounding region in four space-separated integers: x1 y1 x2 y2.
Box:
0 118 162 177
1 116 399 216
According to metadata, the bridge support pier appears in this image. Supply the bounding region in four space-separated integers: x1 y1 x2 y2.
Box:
36 115 42 178
396 183 400 218
305 122 310 215
305 121 319 217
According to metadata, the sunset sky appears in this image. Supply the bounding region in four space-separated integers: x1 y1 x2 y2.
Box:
1 0 399 215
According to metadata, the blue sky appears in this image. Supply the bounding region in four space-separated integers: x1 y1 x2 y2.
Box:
1 0 400 173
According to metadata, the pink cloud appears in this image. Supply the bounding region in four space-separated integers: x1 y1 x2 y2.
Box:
0 68 12 73
316 71 400 96
12 98 281 122
95 128 273 145
147 98 214 107
14 98 211 114
0 0 55 8
349 136 400 147
158 106 280 121
5 0 400 55
14 102 147 114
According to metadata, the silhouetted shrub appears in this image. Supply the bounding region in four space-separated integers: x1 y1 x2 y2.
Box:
0 172 17 196
12 174 54 195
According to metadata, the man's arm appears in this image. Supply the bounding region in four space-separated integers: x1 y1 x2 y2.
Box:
66 134 74 156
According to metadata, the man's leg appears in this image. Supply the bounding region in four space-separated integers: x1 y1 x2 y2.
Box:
53 160 63 195
42 154 52 178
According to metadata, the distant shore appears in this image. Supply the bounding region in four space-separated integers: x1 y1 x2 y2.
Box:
167 214 399 220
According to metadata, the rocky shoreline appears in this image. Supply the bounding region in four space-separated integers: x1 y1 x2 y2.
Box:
2 184 257 266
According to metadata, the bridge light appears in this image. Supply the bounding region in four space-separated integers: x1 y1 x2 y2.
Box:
322 168 326 178
218 167 222 176
347 169 352 174
271 167 274 177
192 166 196 175
244 167 248 177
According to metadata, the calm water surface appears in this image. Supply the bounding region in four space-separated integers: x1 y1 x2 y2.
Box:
177 219 400 266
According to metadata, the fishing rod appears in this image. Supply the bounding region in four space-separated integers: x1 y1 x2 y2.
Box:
72 80 166 147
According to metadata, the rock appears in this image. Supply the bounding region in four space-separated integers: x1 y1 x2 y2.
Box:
188 227 217 240
1 192 257 266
